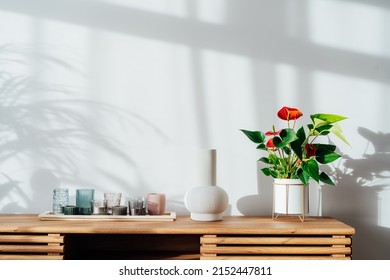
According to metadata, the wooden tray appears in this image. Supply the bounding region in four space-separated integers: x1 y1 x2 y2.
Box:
39 211 176 222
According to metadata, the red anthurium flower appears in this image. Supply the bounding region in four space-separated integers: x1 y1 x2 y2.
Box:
266 138 277 150
265 130 282 136
305 144 317 158
277 106 303 121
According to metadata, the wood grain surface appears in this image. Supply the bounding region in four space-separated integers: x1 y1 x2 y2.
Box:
0 214 355 235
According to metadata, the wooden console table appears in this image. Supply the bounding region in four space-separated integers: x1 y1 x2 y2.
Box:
0 215 355 260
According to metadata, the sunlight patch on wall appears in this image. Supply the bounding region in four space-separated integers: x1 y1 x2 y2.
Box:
200 49 256 209
0 10 33 44
275 63 298 109
312 71 388 130
0 10 34 77
309 0 390 58
200 49 254 144
100 0 188 18
32 19 89 88
83 31 197 146
196 0 226 25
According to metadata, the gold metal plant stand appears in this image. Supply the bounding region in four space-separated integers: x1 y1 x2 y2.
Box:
272 182 308 222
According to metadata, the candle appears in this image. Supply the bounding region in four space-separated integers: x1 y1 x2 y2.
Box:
147 193 166 215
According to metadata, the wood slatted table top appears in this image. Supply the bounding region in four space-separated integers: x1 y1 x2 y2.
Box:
0 214 355 235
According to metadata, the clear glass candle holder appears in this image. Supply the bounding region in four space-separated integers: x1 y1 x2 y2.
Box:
52 188 69 215
128 196 146 215
91 199 107 215
104 193 122 215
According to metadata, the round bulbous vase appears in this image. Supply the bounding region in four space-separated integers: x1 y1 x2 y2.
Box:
273 178 309 218
184 186 229 221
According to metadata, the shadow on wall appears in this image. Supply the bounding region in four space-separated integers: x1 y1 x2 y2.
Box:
323 127 390 260
236 161 273 216
0 44 164 213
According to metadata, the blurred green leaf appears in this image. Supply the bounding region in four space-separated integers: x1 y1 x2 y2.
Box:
301 159 319 182
310 113 347 125
261 168 271 176
330 123 350 145
240 129 265 144
316 151 341 164
319 172 335 186
257 143 266 150
258 157 269 164
273 128 298 148
297 169 310 186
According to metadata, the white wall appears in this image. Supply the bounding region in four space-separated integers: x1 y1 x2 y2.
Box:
1 0 389 259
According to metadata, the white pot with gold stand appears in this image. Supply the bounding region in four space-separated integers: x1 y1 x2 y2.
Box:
273 178 309 221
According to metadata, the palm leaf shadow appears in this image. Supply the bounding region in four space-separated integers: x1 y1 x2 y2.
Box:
0 44 165 211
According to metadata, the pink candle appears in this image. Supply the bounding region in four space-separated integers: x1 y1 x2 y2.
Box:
147 193 166 215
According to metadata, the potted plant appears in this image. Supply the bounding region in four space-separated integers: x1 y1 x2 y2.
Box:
241 106 348 220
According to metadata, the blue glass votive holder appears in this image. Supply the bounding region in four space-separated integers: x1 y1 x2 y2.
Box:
64 205 78 215
76 189 94 215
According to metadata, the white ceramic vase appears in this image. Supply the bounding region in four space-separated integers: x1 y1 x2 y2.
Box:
184 186 229 221
273 178 309 216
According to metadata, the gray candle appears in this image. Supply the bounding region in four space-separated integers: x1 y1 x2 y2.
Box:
112 206 127 215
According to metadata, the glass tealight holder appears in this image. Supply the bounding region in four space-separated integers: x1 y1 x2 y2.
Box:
64 205 78 215
52 188 69 215
91 200 107 215
76 189 95 215
112 206 127 215
104 192 122 215
128 197 146 215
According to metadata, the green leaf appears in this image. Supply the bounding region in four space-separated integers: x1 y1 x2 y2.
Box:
261 168 271 176
319 172 335 186
262 168 278 178
273 128 298 148
310 113 347 124
316 124 333 133
240 129 265 144
282 146 291 155
269 169 279 178
258 157 269 164
315 144 337 152
268 153 279 164
290 140 302 160
297 169 310 186
272 136 283 148
319 130 331 136
257 143 266 150
290 126 305 160
316 151 341 164
289 127 304 160
311 125 332 136
330 123 350 145
301 159 319 182
296 126 306 143
315 144 341 163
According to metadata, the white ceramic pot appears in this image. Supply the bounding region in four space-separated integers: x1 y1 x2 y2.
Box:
184 186 229 221
273 178 309 215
